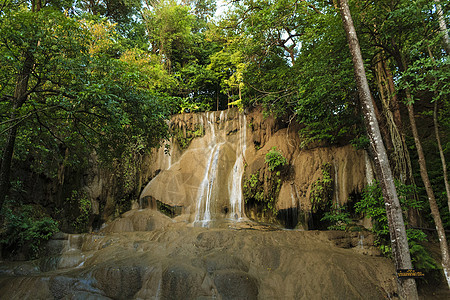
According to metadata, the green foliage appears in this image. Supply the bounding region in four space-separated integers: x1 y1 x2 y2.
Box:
0 8 172 178
356 181 437 269
321 207 352 231
218 0 363 143
407 228 438 270
68 190 91 233
177 97 211 113
355 182 390 240
143 0 195 71
173 124 204 150
0 201 59 259
243 171 280 215
398 54 450 105
265 147 287 172
310 163 334 213
350 135 371 150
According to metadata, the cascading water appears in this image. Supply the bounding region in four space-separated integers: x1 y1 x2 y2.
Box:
194 112 221 226
194 142 224 226
228 113 247 221
333 161 340 208
358 233 365 249
192 110 249 226
140 109 250 227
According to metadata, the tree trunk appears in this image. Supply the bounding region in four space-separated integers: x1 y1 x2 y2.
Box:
375 53 413 184
433 100 450 214
424 44 450 215
338 1 418 298
0 125 18 207
406 96 450 288
0 50 34 210
374 52 419 226
435 0 450 54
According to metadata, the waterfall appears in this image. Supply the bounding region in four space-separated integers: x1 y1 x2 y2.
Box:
194 111 226 226
358 233 365 249
228 113 247 220
333 161 340 208
141 109 249 227
194 142 223 226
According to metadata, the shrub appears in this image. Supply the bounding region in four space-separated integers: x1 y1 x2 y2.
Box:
68 190 91 233
355 180 438 269
265 147 287 172
1 201 59 259
321 207 352 231
310 163 333 213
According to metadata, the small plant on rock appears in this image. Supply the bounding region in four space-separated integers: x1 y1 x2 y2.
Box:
265 147 287 172
310 163 333 213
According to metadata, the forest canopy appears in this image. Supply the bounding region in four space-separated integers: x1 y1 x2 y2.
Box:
0 0 449 277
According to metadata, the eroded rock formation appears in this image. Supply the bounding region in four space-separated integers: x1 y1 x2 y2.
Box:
140 107 373 229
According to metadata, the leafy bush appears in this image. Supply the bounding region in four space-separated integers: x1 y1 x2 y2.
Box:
68 190 92 233
177 97 211 114
355 181 438 269
174 124 204 150
265 147 287 172
321 207 352 231
310 163 334 213
243 171 279 215
1 202 59 259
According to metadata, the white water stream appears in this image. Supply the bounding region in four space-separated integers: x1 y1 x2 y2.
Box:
193 110 248 226
141 110 249 227
333 161 340 208
228 113 247 221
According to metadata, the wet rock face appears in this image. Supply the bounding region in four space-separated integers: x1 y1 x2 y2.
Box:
92 265 142 299
0 219 401 300
213 270 258 300
138 107 371 229
160 264 209 299
50 276 79 299
140 109 248 225
202 252 249 273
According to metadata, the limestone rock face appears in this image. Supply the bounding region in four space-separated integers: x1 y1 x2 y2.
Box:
140 110 248 225
0 219 399 299
140 107 373 228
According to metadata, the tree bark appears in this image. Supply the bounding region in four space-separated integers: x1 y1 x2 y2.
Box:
406 96 450 289
0 47 35 210
435 0 450 54
338 1 418 299
425 44 450 215
374 52 419 226
433 100 450 214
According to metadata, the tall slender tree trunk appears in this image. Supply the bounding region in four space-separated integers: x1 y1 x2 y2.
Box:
425 44 450 214
0 3 42 210
0 47 34 210
434 0 450 54
0 126 19 207
374 52 419 226
433 101 450 214
338 1 418 298
406 96 450 288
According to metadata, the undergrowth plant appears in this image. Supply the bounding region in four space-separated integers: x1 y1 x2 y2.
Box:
356 180 438 270
265 147 287 172
174 124 204 150
69 190 91 233
243 171 278 214
310 163 333 213
0 200 59 259
321 206 352 231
